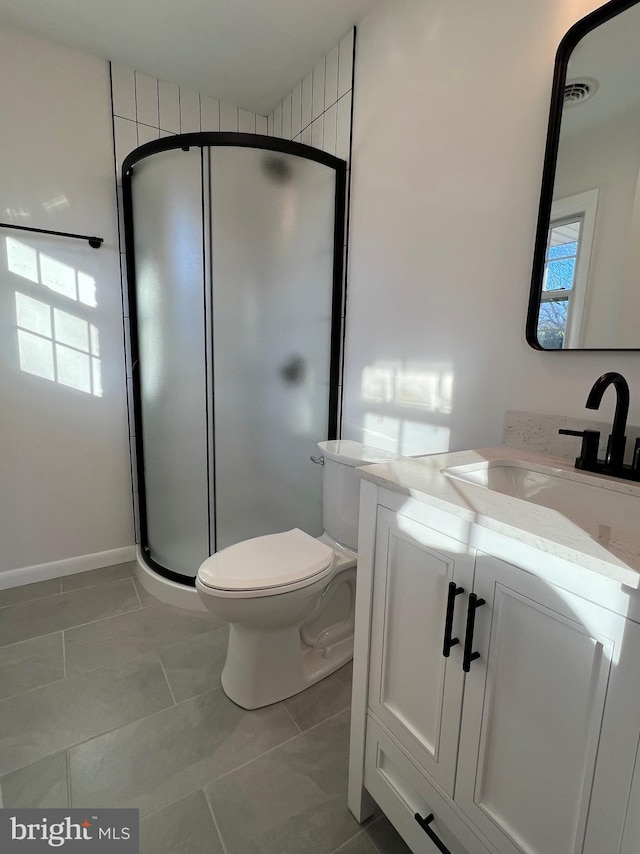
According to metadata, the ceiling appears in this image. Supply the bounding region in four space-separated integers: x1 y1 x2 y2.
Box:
0 0 380 115
562 2 640 139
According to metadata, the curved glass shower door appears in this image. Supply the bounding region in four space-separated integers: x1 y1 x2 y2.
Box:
130 147 210 577
124 135 345 582
209 146 337 550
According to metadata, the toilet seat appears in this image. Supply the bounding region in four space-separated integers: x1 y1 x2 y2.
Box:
197 528 336 598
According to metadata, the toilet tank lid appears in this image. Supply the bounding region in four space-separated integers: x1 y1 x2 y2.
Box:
197 528 335 591
317 440 400 467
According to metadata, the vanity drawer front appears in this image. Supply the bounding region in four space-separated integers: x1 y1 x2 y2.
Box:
364 716 491 854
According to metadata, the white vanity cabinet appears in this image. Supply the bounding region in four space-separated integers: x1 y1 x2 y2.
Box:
349 480 640 854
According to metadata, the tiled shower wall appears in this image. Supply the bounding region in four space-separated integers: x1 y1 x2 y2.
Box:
265 29 354 162
110 30 355 545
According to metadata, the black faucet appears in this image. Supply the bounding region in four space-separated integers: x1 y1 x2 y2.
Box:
559 372 640 481
585 372 629 469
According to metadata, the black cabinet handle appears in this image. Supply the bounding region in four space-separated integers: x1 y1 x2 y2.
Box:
414 813 452 854
462 593 486 672
442 582 464 657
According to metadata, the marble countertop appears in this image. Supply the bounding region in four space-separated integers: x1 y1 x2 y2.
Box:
358 446 640 589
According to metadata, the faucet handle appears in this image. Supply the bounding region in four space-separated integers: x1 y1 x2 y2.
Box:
558 428 600 470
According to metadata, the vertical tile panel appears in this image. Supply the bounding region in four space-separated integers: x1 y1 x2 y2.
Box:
138 124 160 146
158 81 180 133
301 71 313 130
220 102 238 132
200 96 220 132
179 88 201 133
256 115 268 135
323 102 337 157
267 113 274 136
111 65 136 120
238 109 256 133
311 116 324 150
135 72 159 127
114 117 139 182
301 124 312 146
338 29 355 98
273 102 283 138
291 83 302 138
336 92 352 162
312 58 325 120
282 94 292 140
325 45 339 109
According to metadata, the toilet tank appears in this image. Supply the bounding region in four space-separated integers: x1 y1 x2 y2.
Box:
318 440 400 550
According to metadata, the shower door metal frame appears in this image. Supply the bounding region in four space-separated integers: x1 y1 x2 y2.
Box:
122 132 347 586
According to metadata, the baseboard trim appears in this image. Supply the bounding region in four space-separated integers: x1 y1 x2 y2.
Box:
0 546 137 590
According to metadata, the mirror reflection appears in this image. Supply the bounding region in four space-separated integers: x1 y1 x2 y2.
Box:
528 0 640 349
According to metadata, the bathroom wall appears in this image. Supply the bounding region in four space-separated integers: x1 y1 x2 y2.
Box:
344 0 640 457
0 24 134 584
265 29 354 162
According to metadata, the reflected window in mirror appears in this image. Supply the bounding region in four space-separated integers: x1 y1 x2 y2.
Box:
538 189 598 348
527 0 640 350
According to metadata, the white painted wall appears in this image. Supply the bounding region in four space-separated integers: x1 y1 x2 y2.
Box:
344 0 640 456
0 24 133 575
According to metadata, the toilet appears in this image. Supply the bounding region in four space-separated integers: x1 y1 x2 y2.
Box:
196 440 399 709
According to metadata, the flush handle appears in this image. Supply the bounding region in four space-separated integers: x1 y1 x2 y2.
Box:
310 455 324 465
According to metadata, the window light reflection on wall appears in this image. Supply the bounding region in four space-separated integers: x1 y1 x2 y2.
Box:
7 236 102 397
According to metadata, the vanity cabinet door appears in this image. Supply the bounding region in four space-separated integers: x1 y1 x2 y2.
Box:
456 552 640 854
367 506 475 797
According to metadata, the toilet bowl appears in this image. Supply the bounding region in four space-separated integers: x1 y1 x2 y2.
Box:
196 440 399 709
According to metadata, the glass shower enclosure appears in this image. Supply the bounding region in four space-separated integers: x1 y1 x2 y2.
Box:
123 134 346 585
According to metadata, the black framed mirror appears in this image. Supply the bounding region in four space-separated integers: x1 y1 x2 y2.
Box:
527 0 640 350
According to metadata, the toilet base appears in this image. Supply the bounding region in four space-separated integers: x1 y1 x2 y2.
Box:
221 623 353 710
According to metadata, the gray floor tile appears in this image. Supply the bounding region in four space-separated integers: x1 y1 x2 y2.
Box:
60 562 136 593
69 688 299 817
133 580 162 607
64 603 224 677
1 751 69 808
364 816 413 854
284 662 353 731
205 709 359 854
0 579 61 609
0 654 173 775
158 626 229 702
140 790 224 854
333 831 378 854
0 634 64 701
0 579 140 647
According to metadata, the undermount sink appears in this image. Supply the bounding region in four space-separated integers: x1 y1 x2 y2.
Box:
442 459 640 531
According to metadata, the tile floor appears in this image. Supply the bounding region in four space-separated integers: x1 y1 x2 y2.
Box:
0 562 410 854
